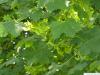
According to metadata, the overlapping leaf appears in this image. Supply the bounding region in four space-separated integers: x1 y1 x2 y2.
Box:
50 19 82 39
0 57 25 75
0 0 100 75
0 21 24 38
38 0 66 12
79 26 100 55
17 36 53 65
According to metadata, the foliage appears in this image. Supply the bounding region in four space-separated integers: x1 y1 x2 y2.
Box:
0 0 100 75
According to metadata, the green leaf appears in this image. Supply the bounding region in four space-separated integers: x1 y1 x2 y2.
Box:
0 58 25 75
18 36 53 65
50 19 82 39
0 23 8 37
0 0 100 74
0 0 8 4
68 62 88 75
47 0 66 12
89 60 100 71
79 26 100 55
93 0 100 10
30 10 44 21
16 8 30 21
3 21 23 37
45 56 75 75
38 0 66 12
